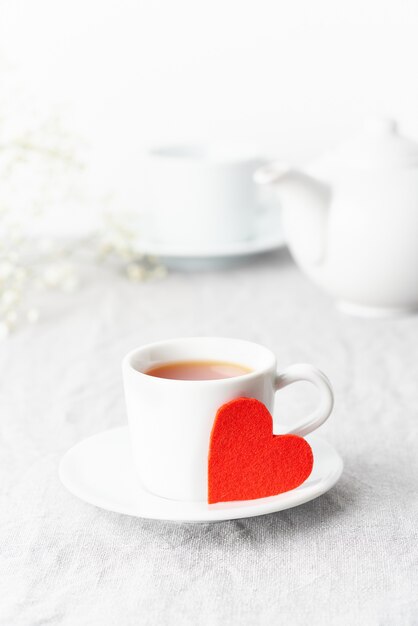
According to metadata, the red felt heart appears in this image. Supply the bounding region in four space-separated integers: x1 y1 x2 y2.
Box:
208 397 313 504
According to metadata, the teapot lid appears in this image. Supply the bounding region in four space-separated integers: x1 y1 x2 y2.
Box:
333 118 418 170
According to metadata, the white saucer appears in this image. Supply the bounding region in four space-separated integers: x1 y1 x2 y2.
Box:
135 208 285 270
59 427 343 523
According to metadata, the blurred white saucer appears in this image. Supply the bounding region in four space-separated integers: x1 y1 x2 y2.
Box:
134 207 285 270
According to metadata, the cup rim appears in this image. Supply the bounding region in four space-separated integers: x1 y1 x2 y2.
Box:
122 336 276 385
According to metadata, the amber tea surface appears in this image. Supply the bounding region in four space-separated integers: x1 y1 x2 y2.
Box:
145 360 252 381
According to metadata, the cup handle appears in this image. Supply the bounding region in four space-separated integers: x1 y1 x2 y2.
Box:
274 364 334 437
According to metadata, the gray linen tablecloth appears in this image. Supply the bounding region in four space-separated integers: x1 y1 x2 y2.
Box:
1 249 417 625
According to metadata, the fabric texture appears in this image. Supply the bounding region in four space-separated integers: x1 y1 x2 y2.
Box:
208 397 313 503
1 249 417 626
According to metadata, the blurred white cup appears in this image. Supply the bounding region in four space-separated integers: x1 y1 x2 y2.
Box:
145 144 263 248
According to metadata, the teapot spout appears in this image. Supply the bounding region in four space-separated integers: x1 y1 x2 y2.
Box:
255 163 331 265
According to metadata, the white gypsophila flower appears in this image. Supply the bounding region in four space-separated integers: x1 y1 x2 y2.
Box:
0 321 10 340
27 308 39 324
0 63 91 337
0 261 13 280
151 265 167 279
42 263 72 288
5 310 18 326
61 274 78 292
14 268 27 285
126 263 146 282
0 68 168 338
96 209 166 282
1 289 19 309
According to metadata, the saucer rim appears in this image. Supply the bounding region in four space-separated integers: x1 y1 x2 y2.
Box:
135 208 285 259
59 426 344 523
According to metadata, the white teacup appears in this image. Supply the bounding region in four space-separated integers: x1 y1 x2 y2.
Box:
122 337 334 502
145 144 263 248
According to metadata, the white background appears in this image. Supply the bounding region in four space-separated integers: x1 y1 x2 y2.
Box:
1 0 418 225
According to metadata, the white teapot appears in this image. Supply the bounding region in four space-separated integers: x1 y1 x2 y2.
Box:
255 118 418 317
